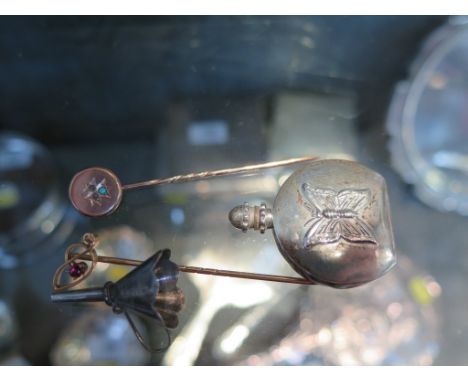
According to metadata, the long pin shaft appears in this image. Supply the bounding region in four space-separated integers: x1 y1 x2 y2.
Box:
122 156 317 191
76 253 316 285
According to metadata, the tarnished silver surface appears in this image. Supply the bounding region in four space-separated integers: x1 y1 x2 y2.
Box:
272 159 395 288
230 159 396 288
229 202 274 232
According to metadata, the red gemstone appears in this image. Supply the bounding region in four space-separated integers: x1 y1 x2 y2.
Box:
68 263 81 279
78 262 88 274
68 262 87 278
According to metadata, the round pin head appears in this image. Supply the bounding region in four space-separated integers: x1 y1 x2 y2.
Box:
69 167 122 217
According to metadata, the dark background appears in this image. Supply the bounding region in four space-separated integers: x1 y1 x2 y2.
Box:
0 16 455 365
0 16 444 143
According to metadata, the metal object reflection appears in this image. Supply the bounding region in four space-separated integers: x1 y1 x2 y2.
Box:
51 309 150 366
231 255 441 366
229 159 396 288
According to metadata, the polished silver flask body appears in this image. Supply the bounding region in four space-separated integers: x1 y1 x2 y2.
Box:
272 159 396 288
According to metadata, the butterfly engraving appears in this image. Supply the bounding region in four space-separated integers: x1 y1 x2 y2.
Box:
301 184 377 247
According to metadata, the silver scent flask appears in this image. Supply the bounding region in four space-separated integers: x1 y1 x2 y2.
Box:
229 159 396 288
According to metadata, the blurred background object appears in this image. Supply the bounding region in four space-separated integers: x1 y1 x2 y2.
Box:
387 16 468 215
0 132 75 268
2 16 467 365
50 308 151 365
234 255 441 366
0 300 16 351
268 93 359 161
